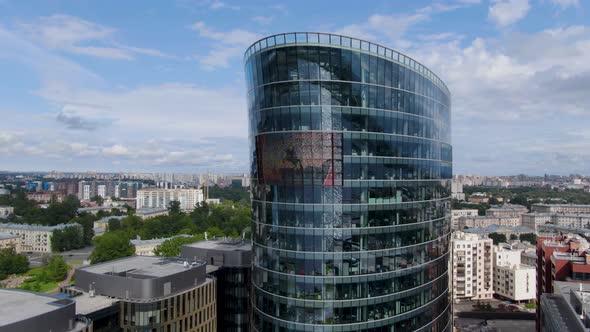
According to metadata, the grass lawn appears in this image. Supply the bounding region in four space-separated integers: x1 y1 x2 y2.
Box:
17 265 71 293
18 278 59 293
68 259 84 266
525 302 536 309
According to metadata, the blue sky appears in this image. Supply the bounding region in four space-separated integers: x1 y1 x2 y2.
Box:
0 0 588 175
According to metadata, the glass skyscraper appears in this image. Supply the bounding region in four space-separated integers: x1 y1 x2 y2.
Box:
245 33 452 332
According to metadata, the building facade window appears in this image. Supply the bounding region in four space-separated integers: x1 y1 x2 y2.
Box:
246 33 452 332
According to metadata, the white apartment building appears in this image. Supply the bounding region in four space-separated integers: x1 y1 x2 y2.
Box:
97 184 106 198
494 246 522 267
80 183 91 201
493 245 535 302
451 182 465 201
451 209 479 230
136 188 204 212
457 215 521 230
494 264 535 302
451 232 494 302
0 206 14 218
0 223 81 253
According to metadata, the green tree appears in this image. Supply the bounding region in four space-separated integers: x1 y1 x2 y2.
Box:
45 255 69 282
70 215 95 245
509 195 528 207
510 234 518 240
51 225 84 252
168 200 182 215
91 195 104 206
519 233 537 244
89 231 135 264
154 235 205 257
108 218 122 232
488 232 507 245
0 247 28 279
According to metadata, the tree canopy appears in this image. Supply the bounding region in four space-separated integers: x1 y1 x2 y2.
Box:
0 247 28 279
488 232 507 245
154 235 205 257
89 231 135 264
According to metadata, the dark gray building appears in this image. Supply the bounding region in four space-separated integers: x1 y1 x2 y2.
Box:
540 281 590 332
70 256 217 331
0 289 90 332
181 239 252 332
245 32 452 331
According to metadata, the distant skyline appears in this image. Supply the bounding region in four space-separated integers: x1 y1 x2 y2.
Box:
0 0 589 175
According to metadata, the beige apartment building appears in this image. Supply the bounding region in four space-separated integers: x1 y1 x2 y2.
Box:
485 204 528 218
0 232 19 250
451 231 494 302
457 215 521 229
451 209 479 230
0 222 81 253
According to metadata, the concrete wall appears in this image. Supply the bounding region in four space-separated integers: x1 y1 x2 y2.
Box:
75 263 206 300
180 245 251 268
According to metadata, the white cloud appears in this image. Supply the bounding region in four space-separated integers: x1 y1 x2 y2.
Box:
550 0 579 9
488 0 531 27
404 24 590 174
333 4 467 48
36 82 247 139
17 15 176 60
252 16 273 25
191 21 260 70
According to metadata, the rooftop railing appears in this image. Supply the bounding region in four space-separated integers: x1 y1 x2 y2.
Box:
244 32 450 97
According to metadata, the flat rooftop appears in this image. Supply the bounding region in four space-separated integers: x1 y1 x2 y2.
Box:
0 289 73 327
72 292 118 315
79 256 206 279
183 238 251 251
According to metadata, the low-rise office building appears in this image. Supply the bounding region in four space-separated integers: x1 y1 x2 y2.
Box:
181 238 251 332
0 289 91 332
0 222 81 253
68 256 216 332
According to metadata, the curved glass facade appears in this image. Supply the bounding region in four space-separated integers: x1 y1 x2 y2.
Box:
245 33 452 332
